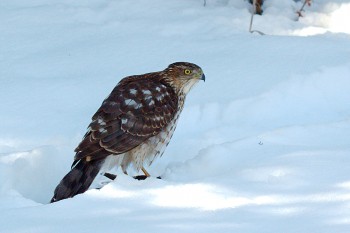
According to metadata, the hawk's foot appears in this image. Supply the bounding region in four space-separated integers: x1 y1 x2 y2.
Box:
133 175 148 180
103 172 117 180
133 175 162 180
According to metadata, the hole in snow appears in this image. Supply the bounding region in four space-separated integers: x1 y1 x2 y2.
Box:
0 146 72 204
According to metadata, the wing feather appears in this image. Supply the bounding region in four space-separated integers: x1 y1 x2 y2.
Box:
74 74 178 162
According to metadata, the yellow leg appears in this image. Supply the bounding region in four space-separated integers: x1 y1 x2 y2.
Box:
141 167 151 177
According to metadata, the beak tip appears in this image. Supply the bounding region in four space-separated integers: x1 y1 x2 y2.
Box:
201 74 206 82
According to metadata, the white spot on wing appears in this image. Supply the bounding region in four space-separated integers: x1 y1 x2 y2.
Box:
99 128 107 133
156 94 165 101
135 103 143 109
142 90 152 95
121 118 128 124
130 88 137 95
125 98 142 109
128 99 137 106
124 99 138 107
156 84 167 92
98 118 106 126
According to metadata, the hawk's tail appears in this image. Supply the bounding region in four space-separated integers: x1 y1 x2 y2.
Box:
50 159 103 203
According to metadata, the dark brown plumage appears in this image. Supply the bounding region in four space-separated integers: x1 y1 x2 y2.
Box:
51 62 205 203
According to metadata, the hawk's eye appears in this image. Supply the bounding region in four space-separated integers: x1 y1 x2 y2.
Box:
184 69 192 75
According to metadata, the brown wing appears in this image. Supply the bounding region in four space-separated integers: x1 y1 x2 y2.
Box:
74 73 178 162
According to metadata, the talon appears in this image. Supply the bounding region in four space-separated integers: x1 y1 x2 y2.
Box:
133 175 148 180
104 172 117 180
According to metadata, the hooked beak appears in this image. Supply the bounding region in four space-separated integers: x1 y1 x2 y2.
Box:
201 73 206 82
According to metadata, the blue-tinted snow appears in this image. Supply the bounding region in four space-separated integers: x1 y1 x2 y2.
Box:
1 0 350 232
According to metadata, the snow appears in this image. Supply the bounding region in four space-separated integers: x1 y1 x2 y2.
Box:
1 0 350 232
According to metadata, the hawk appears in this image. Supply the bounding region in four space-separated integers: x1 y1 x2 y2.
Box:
51 62 205 202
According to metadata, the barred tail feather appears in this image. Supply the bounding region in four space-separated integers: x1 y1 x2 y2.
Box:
50 159 103 203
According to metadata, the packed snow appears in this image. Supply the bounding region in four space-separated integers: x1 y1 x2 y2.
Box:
1 0 350 232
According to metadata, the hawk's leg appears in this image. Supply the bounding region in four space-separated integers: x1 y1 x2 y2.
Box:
142 167 151 177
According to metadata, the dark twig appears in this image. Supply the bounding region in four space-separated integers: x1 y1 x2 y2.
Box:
296 0 312 19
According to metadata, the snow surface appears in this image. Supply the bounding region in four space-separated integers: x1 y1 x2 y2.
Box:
1 0 350 232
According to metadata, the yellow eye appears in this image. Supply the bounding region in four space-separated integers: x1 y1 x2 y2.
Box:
184 69 192 75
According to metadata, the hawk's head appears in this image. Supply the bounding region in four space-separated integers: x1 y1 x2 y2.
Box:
163 62 205 94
